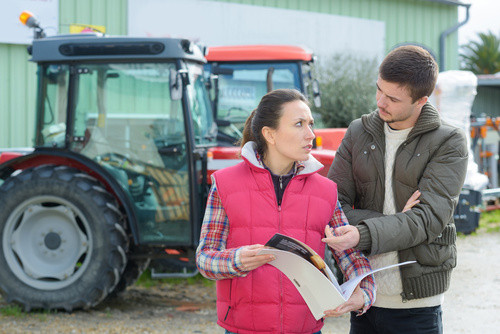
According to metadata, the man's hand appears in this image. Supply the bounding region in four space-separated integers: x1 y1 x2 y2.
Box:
239 244 275 271
403 190 421 212
323 286 365 317
322 225 360 251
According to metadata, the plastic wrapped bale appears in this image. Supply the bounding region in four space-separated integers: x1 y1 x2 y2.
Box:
429 70 489 192
429 71 486 234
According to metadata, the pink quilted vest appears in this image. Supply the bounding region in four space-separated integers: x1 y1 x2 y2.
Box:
213 158 338 334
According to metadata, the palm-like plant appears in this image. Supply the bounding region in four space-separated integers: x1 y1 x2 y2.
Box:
460 31 500 74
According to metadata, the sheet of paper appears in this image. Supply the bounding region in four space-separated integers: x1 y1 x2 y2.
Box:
339 261 416 297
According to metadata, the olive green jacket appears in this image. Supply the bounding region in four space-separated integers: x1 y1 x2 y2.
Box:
328 102 468 301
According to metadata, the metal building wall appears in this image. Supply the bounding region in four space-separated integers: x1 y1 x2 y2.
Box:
0 0 127 149
212 0 460 70
0 44 36 148
472 87 500 117
58 0 127 35
0 0 460 148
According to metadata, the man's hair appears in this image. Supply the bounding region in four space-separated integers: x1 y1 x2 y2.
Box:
379 45 439 103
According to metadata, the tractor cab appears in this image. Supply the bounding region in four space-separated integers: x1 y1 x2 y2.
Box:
28 34 217 245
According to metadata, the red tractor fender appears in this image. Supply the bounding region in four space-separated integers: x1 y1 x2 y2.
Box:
0 152 124 205
0 151 26 165
0 151 142 244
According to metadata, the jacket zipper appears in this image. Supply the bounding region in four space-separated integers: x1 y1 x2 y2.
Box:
280 274 283 333
266 168 306 332
267 171 285 332
225 279 233 321
278 174 287 333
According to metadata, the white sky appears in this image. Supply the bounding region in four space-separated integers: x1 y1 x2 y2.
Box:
458 0 500 46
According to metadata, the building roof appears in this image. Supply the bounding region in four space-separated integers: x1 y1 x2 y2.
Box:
477 73 500 86
425 0 469 5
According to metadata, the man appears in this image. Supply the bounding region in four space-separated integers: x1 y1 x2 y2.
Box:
323 45 468 334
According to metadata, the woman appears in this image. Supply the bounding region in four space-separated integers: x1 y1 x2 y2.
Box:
196 89 375 334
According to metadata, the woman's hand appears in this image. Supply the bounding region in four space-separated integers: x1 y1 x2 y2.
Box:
403 190 421 212
322 225 360 251
323 286 365 317
239 244 275 271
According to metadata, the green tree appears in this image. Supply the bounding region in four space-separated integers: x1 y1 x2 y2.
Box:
312 54 378 128
460 31 500 74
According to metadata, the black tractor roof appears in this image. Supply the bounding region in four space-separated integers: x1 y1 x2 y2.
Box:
29 34 206 64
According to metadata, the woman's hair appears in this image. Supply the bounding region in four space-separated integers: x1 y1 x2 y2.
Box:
379 45 438 103
240 88 309 158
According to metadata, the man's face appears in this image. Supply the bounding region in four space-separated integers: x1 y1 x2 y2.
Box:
376 76 427 130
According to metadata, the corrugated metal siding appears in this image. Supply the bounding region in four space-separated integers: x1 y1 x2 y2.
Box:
472 87 500 117
0 0 462 148
210 0 460 70
0 44 36 148
0 0 128 149
59 0 127 35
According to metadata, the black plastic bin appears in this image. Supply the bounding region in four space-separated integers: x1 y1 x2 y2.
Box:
453 188 482 234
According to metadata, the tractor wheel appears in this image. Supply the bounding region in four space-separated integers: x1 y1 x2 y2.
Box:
0 165 128 311
111 258 151 295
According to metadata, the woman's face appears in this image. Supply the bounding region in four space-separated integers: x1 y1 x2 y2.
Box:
264 100 315 167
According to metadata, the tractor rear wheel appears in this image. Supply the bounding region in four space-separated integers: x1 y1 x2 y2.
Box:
0 165 128 311
111 258 151 295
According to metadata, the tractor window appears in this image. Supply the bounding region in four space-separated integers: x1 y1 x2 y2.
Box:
70 63 184 169
210 62 301 141
185 62 216 146
35 64 70 147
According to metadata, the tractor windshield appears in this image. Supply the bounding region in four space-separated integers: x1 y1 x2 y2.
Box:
205 61 302 142
36 62 214 153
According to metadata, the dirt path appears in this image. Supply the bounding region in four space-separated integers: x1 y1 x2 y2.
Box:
1 232 499 334
441 232 500 334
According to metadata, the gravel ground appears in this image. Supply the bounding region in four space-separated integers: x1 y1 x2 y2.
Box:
1 231 499 334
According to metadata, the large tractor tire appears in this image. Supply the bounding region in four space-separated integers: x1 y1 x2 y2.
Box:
111 258 150 296
0 165 128 311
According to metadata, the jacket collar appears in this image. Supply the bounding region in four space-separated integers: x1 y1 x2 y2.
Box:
240 141 323 176
362 102 442 140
